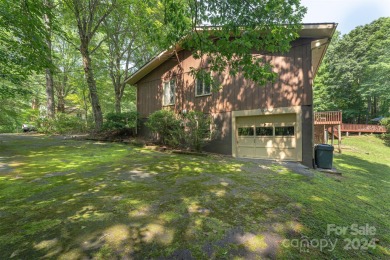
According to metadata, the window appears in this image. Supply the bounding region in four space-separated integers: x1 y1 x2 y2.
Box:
238 127 254 136
196 79 211 96
275 126 294 136
163 79 175 106
256 127 273 136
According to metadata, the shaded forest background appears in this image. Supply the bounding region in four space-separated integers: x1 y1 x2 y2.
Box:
0 0 307 133
314 17 390 124
0 0 389 133
0 0 163 133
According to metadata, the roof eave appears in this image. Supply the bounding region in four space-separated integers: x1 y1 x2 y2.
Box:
125 23 337 86
125 43 182 86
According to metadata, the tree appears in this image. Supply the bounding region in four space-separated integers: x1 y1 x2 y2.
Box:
1 0 308 133
52 37 80 113
313 31 340 112
43 0 56 118
101 1 159 113
0 1 50 95
1 0 67 120
0 1 53 132
102 1 152 113
314 18 390 123
162 0 307 87
64 0 116 131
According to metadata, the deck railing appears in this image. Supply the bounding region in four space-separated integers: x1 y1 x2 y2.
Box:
341 124 387 133
314 111 342 125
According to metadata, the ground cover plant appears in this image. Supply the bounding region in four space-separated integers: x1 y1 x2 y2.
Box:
0 134 389 259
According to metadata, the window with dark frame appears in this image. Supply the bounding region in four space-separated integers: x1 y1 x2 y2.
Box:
255 127 273 136
163 79 175 106
238 127 254 136
275 126 294 136
196 79 211 96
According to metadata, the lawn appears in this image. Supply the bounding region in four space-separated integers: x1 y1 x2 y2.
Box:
0 134 389 259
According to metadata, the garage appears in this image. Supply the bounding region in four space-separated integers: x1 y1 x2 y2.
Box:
233 108 302 161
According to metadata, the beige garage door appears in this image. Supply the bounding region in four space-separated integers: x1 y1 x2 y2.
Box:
236 113 297 160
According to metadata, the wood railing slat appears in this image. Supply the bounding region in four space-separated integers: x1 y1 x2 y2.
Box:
341 124 386 133
314 111 386 133
314 111 342 125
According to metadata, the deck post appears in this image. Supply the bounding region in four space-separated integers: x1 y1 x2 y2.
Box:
338 124 341 153
331 126 334 146
323 125 327 143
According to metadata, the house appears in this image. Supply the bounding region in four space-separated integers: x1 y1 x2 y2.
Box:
125 23 337 167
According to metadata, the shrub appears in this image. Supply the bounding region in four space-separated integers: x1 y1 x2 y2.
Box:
36 114 86 134
103 112 138 135
146 109 214 151
56 114 86 134
145 110 182 147
182 111 212 152
380 117 390 133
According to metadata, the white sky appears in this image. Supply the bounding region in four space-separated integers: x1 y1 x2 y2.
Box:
301 0 390 35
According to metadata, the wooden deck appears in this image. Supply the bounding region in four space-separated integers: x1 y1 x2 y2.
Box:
327 124 386 138
314 111 342 125
341 124 386 133
314 111 387 152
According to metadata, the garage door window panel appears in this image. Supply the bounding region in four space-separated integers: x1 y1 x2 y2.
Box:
255 127 273 136
238 127 254 136
275 126 294 136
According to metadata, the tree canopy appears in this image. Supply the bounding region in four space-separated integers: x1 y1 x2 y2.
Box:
163 0 307 88
1 0 308 132
314 17 390 123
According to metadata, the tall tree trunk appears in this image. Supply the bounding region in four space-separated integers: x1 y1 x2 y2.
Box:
113 77 124 114
80 45 103 131
81 83 89 126
45 68 55 117
366 96 371 124
57 73 67 113
111 56 123 114
57 95 65 113
68 0 113 131
44 0 55 118
115 93 121 114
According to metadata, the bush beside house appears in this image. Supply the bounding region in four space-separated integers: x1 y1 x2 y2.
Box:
146 109 212 152
103 111 138 135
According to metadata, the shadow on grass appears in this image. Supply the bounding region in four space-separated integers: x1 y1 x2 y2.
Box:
0 172 296 259
0 134 389 259
0 135 295 259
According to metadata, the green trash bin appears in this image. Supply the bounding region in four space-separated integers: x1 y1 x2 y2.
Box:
315 144 334 169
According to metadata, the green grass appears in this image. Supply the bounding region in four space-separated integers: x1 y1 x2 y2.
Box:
0 134 389 259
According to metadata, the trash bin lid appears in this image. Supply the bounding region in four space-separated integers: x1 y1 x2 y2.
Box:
316 144 334 151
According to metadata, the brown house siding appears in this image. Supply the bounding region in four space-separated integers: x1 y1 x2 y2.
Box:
204 112 233 155
135 38 314 163
301 105 314 167
137 38 312 115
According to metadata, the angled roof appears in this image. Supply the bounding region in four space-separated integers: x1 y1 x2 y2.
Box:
125 23 337 85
